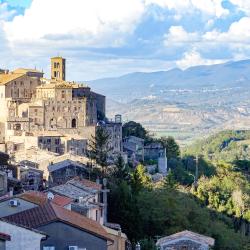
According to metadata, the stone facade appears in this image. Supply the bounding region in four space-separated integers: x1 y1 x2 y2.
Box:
0 57 106 154
51 57 66 81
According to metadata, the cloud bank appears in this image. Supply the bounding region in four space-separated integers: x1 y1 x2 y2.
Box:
0 0 250 79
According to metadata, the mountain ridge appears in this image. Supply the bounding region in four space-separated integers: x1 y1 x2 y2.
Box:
87 59 250 145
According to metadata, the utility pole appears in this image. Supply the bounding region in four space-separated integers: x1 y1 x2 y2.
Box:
102 178 110 225
194 155 199 188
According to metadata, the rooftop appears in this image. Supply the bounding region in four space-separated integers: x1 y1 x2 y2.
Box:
19 191 73 207
72 177 102 191
4 202 111 242
0 73 24 85
48 159 86 173
50 182 94 200
156 230 215 247
13 68 43 74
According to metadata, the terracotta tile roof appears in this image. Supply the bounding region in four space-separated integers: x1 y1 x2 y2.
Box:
0 232 11 241
19 192 47 205
156 230 215 247
0 73 25 85
4 202 112 242
51 194 73 207
72 177 102 190
19 191 73 207
13 68 43 74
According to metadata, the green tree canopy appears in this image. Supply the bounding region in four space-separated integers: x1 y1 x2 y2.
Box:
122 121 149 139
158 136 180 159
88 126 113 178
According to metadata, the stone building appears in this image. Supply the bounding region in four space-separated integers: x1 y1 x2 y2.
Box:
0 57 106 154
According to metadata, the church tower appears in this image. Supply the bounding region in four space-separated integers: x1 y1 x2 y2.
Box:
51 56 66 81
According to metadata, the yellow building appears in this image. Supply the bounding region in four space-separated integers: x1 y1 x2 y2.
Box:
51 57 66 81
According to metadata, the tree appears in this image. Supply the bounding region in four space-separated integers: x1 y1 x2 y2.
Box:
113 154 130 182
88 126 113 178
122 121 149 139
163 169 177 189
159 136 180 159
130 164 150 193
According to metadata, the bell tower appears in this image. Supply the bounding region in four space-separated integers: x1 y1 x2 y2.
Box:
51 56 66 81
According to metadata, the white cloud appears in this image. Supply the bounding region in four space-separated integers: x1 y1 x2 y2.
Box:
176 49 225 69
164 26 199 45
4 0 145 48
191 0 229 18
229 0 250 14
0 2 16 20
203 17 250 44
146 0 228 17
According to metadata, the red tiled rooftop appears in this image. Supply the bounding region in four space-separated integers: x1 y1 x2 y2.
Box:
72 177 102 190
4 202 112 242
19 191 73 207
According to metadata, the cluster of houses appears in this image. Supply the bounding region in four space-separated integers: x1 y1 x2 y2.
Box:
0 140 216 250
0 57 215 249
0 173 129 250
123 136 168 181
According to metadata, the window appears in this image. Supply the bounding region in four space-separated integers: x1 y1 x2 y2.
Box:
71 118 76 128
43 247 55 250
68 247 78 250
55 138 60 145
14 123 21 130
47 138 51 144
96 210 98 221
61 90 65 99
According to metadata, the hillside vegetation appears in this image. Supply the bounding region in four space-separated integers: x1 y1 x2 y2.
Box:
184 130 250 164
106 125 250 249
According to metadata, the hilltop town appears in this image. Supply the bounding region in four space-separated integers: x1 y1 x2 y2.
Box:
0 58 249 250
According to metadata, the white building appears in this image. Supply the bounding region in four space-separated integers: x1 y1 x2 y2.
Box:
0 219 46 250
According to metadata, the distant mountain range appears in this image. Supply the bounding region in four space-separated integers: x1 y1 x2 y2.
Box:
87 59 250 145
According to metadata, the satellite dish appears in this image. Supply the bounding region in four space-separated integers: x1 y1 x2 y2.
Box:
47 192 54 200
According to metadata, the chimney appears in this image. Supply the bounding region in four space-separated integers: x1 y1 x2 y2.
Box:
9 187 14 197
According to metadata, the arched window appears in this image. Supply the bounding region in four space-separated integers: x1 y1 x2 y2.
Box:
57 62 60 68
71 118 76 128
50 118 56 129
14 123 21 130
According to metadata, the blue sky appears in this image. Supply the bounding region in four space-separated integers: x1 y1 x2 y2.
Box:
1 0 250 80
